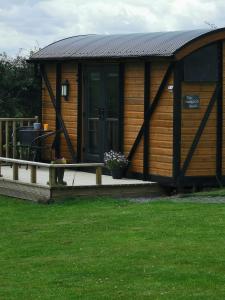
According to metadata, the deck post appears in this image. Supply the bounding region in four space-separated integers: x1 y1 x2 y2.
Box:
30 165 37 184
96 167 102 185
13 163 19 180
49 167 56 186
12 121 17 159
19 121 23 159
5 121 9 158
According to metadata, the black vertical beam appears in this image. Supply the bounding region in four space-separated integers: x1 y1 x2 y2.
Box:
173 61 182 183
119 62 125 153
35 63 42 123
77 63 82 162
143 62 151 180
216 41 223 181
55 63 62 157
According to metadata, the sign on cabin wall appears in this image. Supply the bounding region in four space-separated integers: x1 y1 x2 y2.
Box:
183 95 200 109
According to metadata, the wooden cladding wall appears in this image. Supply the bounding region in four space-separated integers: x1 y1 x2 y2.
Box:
42 63 78 161
42 63 56 160
124 62 144 173
123 61 174 177
149 62 174 177
181 82 217 176
60 63 78 159
42 61 173 176
42 63 56 129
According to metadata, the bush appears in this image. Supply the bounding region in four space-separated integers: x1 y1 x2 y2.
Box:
0 52 41 117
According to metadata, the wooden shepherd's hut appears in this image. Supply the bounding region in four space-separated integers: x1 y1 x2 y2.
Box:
29 28 225 187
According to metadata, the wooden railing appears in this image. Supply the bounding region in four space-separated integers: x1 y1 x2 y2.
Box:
0 117 38 158
0 157 104 187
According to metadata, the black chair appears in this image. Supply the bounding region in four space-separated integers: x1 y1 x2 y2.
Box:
17 128 62 161
29 129 63 161
12 126 36 160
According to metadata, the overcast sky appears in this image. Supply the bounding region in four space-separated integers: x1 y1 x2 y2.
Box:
1 0 225 57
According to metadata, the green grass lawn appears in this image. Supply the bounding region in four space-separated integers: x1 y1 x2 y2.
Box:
1 196 225 299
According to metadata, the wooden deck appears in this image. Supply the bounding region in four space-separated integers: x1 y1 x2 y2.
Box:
1 165 148 186
0 165 162 203
0 118 163 203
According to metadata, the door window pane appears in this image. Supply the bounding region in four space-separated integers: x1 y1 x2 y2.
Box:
105 71 119 118
89 72 101 118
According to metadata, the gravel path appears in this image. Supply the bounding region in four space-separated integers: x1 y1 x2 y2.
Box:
129 195 225 204
168 196 225 203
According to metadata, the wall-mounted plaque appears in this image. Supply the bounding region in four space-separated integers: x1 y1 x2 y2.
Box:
183 95 200 109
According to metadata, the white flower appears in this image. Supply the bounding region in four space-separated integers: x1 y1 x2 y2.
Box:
104 150 129 170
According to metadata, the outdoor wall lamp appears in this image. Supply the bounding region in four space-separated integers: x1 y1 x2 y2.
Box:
61 80 69 100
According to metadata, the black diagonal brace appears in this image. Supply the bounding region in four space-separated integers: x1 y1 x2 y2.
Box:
127 62 174 163
179 84 219 179
216 42 223 181
40 64 77 161
143 61 151 180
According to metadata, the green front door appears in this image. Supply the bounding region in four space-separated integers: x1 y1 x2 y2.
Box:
84 65 119 162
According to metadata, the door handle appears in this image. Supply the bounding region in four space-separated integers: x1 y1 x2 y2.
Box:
98 108 105 119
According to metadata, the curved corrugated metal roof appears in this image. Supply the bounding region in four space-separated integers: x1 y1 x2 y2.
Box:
30 28 222 60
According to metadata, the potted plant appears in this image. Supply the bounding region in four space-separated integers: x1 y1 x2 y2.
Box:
104 150 129 179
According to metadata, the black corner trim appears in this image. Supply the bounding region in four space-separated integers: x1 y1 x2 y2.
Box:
119 63 125 153
173 60 182 182
77 63 82 162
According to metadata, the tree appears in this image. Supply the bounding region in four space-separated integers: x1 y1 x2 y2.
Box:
0 53 41 117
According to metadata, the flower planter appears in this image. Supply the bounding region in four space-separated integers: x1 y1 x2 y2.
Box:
111 168 123 179
104 150 128 180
